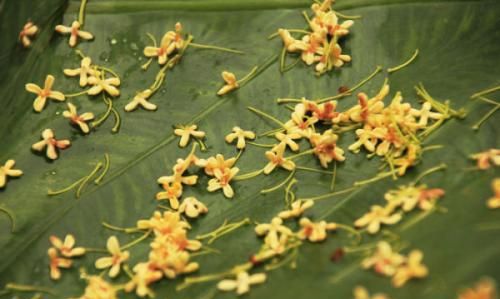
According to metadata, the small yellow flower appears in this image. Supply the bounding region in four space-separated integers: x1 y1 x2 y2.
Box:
361 241 405 277
204 154 236 176
348 127 386 153
174 124 206 148
278 29 308 52
354 205 402 234
156 181 183 209
255 217 294 249
297 217 337 242
470 149 500 170
87 76 121 97
458 278 497 299
353 286 389 299
178 197 208 218
124 262 163 298
207 167 239 198
392 250 428 287
157 169 198 188
225 126 255 149
62 103 95 134
173 22 185 49
0 160 23 188
410 102 444 127
264 142 296 174
217 271 266 295
48 247 72 280
275 131 302 152
137 211 190 236
25 74 66 112
63 56 100 87
162 249 199 279
49 234 86 257
55 20 93 47
278 199 314 219
385 185 445 212
487 178 500 209
32 129 71 160
309 129 346 168
125 89 157 112
95 236 130 278
19 22 38 47
217 71 239 95
77 276 117 299
144 31 176 65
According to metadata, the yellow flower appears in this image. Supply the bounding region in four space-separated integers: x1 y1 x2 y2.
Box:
278 199 314 219
178 197 208 218
63 103 95 134
470 149 500 170
255 217 293 249
161 249 199 279
345 84 389 123
361 241 405 277
217 71 239 95
225 126 255 149
348 127 386 153
410 102 444 127
487 178 500 209
87 76 121 97
174 124 206 148
95 236 130 278
0 160 23 189
204 154 236 176
458 278 497 299
264 142 296 174
124 262 163 298
353 286 389 299
309 129 345 168
48 247 72 280
287 110 318 138
300 32 325 66
137 211 190 237
77 276 117 299
354 205 402 234
217 271 266 295
63 56 100 87
156 181 183 209
385 185 445 212
392 250 428 287
173 22 185 49
278 29 308 52
297 217 337 242
55 20 93 47
32 129 71 160
143 31 176 65
25 74 65 112
125 89 157 112
49 234 86 257
275 131 302 152
207 166 239 198
19 22 38 47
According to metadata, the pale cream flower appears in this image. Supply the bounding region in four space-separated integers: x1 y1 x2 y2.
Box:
255 217 293 249
55 20 93 47
49 234 86 257
264 142 296 174
19 22 38 47
275 131 302 152
124 262 163 297
353 286 389 299
354 205 402 234
63 56 100 87
297 217 337 242
77 276 117 299
217 271 266 295
32 129 71 160
487 178 500 209
143 31 176 65
25 74 65 112
62 103 94 134
278 200 314 219
207 167 239 198
174 124 206 148
95 236 130 278
48 247 72 280
217 71 239 95
156 181 183 209
384 185 445 212
410 102 444 127
225 126 255 149
0 160 23 188
309 129 346 168
125 89 157 112
392 250 428 287
178 197 208 218
204 154 236 176
87 76 121 97
278 29 308 52
362 241 405 277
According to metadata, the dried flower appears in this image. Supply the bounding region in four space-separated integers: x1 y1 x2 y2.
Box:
362 241 405 276
278 199 314 219
264 142 296 174
55 21 93 47
63 103 94 134
48 247 72 280
470 149 500 170
487 178 500 209
207 167 239 198
353 286 389 299
25 74 66 112
178 197 208 218
0 160 23 188
174 125 206 148
125 89 157 112
217 71 239 95
95 236 130 278
63 56 100 87
458 278 497 299
225 127 255 149
297 217 337 242
87 76 121 97
49 234 86 257
354 205 402 234
32 129 71 160
392 250 428 287
217 271 266 295
19 22 38 47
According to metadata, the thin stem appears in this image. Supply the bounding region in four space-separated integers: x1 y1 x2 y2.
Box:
285 178 298 207
0 207 15 232
470 85 500 99
188 43 244 54
472 105 500 130
412 163 447 185
295 166 332 174
288 148 315 160
101 222 141 233
5 284 57 296
336 223 362 244
301 186 358 202
398 208 435 232
65 90 89 98
110 106 121 133
247 141 275 148
146 32 157 47
268 29 310 39
265 247 299 271
422 144 444 152
387 49 419 73
91 95 113 128
334 11 362 19
258 128 283 137
261 170 296 194
237 66 259 86
191 246 221 257
98 66 121 81
276 98 303 104
76 162 104 199
120 230 152 250
78 0 88 26
47 177 86 196
247 106 286 128
94 153 111 184
353 170 398 186
196 218 250 244
330 162 337 191
141 58 153 70
475 96 500 106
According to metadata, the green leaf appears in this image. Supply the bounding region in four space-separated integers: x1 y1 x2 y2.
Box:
0 0 499 298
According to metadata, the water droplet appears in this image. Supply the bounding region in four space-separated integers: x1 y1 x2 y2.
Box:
110 38 117 45
138 56 143 61
130 42 139 51
51 171 57 175
55 111 61 115
122 38 128 43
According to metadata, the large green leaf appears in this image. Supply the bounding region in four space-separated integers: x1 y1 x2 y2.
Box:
0 0 499 298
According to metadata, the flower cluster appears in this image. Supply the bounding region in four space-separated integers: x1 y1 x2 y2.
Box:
75 276 117 299
125 211 200 297
278 0 354 75
355 184 444 234
48 234 85 280
362 241 428 287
